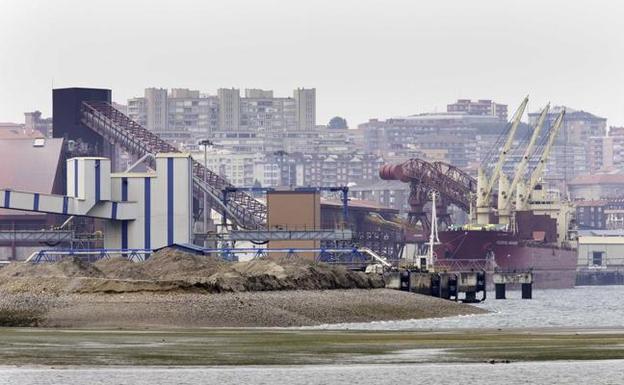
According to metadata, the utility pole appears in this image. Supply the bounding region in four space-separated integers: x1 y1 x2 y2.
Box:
428 190 440 271
199 139 213 246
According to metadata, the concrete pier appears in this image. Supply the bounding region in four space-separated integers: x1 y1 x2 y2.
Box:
493 272 533 299
385 270 486 302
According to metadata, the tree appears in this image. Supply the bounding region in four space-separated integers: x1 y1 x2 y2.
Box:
328 116 348 129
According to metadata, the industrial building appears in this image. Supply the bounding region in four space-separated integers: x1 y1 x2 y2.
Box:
577 230 624 285
0 137 67 260
0 87 411 262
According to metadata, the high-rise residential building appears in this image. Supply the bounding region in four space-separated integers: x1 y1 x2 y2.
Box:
168 88 219 138
144 88 168 132
127 97 147 126
294 88 316 130
528 106 607 146
194 149 260 186
240 89 296 131
610 127 624 171
447 99 508 120
128 87 316 138
587 136 614 172
586 127 624 173
245 88 274 98
218 88 241 131
528 106 607 184
358 112 504 167
23 111 52 137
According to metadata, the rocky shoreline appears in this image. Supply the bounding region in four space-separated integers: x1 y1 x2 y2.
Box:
0 289 485 328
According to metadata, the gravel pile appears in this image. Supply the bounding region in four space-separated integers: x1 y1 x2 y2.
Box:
0 248 384 294
0 248 487 328
0 257 104 279
0 292 66 326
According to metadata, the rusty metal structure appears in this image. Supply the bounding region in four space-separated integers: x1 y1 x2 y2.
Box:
379 159 476 230
81 101 267 229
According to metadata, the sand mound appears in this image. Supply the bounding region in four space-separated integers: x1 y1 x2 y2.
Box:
0 257 104 279
0 248 385 294
94 257 151 280
203 260 384 293
141 248 226 281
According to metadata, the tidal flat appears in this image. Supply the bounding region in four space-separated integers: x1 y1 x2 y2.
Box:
1 328 624 366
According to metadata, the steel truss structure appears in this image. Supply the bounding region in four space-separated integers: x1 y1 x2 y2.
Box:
222 229 353 241
81 101 267 229
27 248 152 263
434 258 497 272
0 230 73 243
379 159 477 230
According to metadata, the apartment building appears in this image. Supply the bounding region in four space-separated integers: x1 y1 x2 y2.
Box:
447 99 508 120
359 112 504 167
294 88 316 130
128 87 316 138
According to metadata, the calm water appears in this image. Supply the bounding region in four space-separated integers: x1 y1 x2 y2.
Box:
313 285 624 330
1 362 623 385
2 286 624 384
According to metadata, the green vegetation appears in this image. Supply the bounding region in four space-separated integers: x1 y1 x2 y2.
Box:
1 328 624 366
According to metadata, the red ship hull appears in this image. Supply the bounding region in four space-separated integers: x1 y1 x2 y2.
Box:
434 230 577 289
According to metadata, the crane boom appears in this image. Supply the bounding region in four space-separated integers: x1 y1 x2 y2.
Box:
503 103 550 209
519 109 566 206
482 96 529 201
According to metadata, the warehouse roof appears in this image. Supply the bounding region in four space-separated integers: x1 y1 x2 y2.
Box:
0 138 64 216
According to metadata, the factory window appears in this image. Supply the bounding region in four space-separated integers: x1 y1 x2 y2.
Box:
592 251 604 266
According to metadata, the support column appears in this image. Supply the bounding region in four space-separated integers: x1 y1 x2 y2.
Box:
495 283 506 299
521 283 533 299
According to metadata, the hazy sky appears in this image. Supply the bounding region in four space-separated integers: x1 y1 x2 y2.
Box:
1 0 623 127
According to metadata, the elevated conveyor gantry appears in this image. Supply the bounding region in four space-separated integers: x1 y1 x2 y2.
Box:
80 101 267 229
379 159 477 231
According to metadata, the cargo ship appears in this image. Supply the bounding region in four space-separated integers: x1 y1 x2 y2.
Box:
433 211 578 289
381 98 578 289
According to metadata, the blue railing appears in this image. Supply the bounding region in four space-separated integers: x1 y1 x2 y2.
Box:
26 247 379 267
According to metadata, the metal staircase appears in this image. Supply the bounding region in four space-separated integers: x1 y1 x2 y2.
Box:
80 101 267 229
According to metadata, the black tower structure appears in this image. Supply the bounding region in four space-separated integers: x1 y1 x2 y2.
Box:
52 87 112 153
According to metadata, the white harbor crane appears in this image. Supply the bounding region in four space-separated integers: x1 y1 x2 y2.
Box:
497 103 550 224
515 109 566 211
478 96 529 204
475 96 529 225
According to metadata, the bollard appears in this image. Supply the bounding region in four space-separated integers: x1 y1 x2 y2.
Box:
495 283 506 299
400 270 411 292
448 274 458 301
430 274 441 297
464 291 477 303
439 274 450 299
521 283 532 299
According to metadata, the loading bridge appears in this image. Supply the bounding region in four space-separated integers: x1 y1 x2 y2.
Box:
80 101 267 229
379 158 477 230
